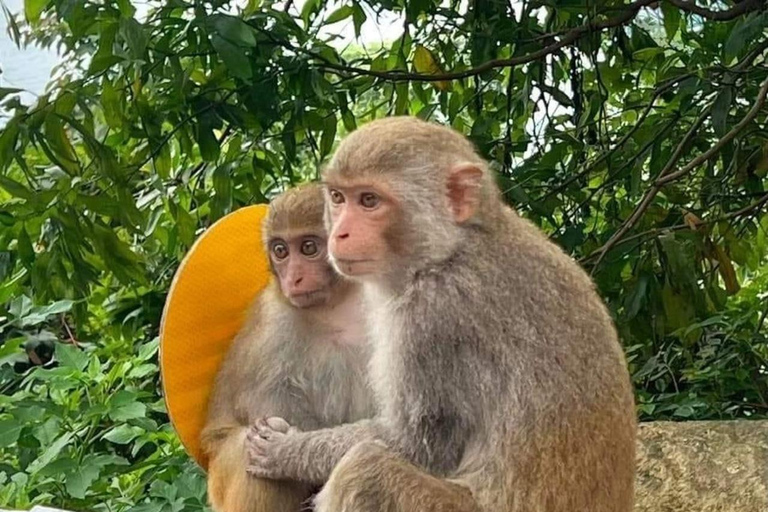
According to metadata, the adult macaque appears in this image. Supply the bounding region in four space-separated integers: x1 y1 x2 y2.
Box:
201 183 374 512
246 117 637 512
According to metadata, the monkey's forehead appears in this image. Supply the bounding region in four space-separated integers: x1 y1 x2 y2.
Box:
265 185 326 234
326 126 482 179
266 226 326 241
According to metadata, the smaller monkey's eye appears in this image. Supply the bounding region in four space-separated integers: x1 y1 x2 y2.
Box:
329 189 345 204
272 242 289 260
301 239 318 256
360 192 380 209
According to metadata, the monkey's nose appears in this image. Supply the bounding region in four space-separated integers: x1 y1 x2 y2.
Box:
337 232 350 240
294 276 303 285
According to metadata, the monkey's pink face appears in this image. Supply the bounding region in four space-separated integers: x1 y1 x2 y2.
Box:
324 181 397 278
269 234 335 308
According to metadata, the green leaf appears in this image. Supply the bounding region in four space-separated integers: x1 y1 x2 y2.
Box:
712 87 732 137
0 121 19 171
19 299 74 327
91 223 146 285
109 401 147 422
0 175 30 201
38 299 75 317
26 431 75 474
8 295 33 318
724 13 766 63
44 115 79 174
301 0 320 26
108 391 148 422
154 142 172 179
55 343 88 372
24 0 47 23
101 79 123 129
16 226 34 266
0 337 25 367
65 464 100 499
211 164 233 219
89 21 119 74
175 207 196 247
352 4 366 38
660 2 680 41
103 425 141 444
0 419 23 447
326 5 354 24
211 34 252 80
120 17 148 60
320 113 337 158
211 14 257 47
624 274 650 320
0 87 23 101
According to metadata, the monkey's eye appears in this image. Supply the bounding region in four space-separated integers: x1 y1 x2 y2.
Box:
329 189 345 204
301 239 319 257
360 192 380 209
272 242 289 260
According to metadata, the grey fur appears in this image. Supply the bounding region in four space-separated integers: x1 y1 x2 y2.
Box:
247 117 636 512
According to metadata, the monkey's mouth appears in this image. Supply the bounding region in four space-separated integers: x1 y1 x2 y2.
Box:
333 258 377 276
289 290 329 308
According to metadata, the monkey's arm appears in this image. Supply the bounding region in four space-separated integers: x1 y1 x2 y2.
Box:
247 418 387 485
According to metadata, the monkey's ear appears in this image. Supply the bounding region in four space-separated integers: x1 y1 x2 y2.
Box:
447 164 483 223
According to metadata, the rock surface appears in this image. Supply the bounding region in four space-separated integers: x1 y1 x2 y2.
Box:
635 420 768 512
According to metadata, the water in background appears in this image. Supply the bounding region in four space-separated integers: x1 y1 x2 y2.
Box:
0 0 60 114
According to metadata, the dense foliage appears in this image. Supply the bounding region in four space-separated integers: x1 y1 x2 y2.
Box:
0 0 767 509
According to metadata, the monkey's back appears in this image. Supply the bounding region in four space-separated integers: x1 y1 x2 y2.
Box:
396 209 636 512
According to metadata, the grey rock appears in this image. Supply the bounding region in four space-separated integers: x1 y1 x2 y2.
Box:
635 420 768 512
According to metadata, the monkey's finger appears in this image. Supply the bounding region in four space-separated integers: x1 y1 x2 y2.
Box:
265 416 291 432
246 460 269 477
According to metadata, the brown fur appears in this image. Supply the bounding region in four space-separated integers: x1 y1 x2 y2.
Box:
246 117 636 512
201 183 375 512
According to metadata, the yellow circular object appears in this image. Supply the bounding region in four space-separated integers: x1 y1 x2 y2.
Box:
159 204 271 468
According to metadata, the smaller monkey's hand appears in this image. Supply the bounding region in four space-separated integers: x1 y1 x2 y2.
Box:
246 417 299 479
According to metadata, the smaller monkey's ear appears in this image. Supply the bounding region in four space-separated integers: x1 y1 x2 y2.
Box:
447 164 483 223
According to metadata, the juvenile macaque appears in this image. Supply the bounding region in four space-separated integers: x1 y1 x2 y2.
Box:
201 183 374 512
246 117 637 512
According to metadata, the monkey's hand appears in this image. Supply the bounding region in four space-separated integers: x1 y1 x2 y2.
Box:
246 417 299 479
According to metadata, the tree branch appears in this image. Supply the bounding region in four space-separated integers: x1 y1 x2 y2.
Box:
665 0 766 21
319 0 657 81
657 78 768 185
313 0 763 83
588 76 768 272
580 191 768 264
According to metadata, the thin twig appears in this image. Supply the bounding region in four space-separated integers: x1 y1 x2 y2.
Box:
666 0 766 21
589 101 715 272
582 191 768 264
658 78 768 185
61 315 80 348
589 75 768 271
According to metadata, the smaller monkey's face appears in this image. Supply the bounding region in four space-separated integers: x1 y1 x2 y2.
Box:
269 233 335 308
324 182 397 278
